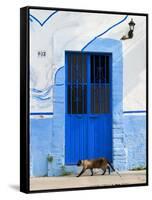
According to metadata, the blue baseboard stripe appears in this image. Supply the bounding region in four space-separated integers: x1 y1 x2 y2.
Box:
30 112 53 115
30 111 146 115
123 110 146 114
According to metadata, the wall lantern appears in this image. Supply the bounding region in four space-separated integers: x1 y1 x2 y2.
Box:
121 18 136 40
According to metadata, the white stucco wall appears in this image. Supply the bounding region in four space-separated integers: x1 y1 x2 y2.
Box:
29 9 146 112
123 16 146 111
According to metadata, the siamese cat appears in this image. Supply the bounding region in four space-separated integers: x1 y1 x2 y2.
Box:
76 157 121 177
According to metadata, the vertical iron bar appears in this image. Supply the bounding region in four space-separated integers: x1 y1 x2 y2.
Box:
93 55 95 114
110 55 112 113
70 54 72 114
99 55 101 113
82 54 84 114
81 54 83 158
65 53 67 162
87 54 90 158
104 56 106 113
87 54 90 115
76 54 78 114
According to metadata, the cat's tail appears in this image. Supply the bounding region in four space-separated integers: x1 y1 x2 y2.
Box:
107 161 121 177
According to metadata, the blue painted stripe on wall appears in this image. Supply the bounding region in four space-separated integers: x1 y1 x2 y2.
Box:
54 66 64 84
123 110 146 114
32 96 52 101
29 10 58 27
30 112 53 115
81 15 128 51
30 110 146 115
31 85 52 94
31 66 64 101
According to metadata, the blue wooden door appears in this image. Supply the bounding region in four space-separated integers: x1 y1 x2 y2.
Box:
65 52 112 165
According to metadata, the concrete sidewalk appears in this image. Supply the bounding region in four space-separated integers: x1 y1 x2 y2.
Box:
30 170 146 191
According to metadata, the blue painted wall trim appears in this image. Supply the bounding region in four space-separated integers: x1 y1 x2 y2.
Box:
50 69 65 175
30 112 53 115
29 110 146 115
81 15 128 51
54 66 64 84
123 110 146 114
29 11 58 27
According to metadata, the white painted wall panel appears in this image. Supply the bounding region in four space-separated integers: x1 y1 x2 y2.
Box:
29 9 146 112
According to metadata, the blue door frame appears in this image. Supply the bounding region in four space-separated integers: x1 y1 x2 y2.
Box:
65 51 112 165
